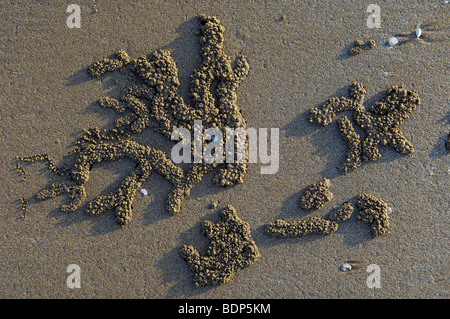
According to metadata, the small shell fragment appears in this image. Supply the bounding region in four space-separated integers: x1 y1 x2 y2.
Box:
435 1 448 7
140 189 148 196
386 207 392 215
415 28 422 38
388 37 399 46
339 263 353 272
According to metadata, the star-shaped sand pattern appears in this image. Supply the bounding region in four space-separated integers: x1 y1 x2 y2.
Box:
308 82 421 173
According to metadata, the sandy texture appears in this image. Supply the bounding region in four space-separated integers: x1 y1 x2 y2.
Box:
0 0 448 299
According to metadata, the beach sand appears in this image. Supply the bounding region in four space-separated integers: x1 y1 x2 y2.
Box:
0 0 448 298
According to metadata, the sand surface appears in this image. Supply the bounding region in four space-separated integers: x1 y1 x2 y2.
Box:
0 0 448 298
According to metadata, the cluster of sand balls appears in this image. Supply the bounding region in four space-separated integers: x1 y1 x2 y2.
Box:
265 179 390 238
308 82 421 173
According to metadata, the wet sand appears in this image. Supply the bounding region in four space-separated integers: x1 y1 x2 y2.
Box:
0 0 448 298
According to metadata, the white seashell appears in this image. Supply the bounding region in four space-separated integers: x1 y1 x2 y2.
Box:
382 72 389 78
386 207 392 215
415 28 422 38
339 263 352 272
388 37 399 46
140 189 148 196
